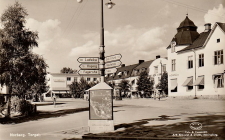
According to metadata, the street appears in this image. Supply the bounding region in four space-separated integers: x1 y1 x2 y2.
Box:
0 98 225 140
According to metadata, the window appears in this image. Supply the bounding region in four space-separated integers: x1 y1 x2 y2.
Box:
199 54 204 67
214 50 223 65
93 78 97 82
67 77 71 81
171 79 177 92
182 77 193 90
87 78 90 81
188 56 193 69
154 66 158 74
193 75 204 90
74 77 77 82
214 74 224 88
162 64 166 72
172 59 176 71
171 41 176 53
217 38 220 43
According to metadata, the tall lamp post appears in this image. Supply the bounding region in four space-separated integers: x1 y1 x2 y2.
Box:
77 0 115 83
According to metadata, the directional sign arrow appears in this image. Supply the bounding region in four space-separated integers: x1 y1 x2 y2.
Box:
79 64 99 70
105 54 122 63
77 57 99 63
105 61 122 69
105 68 117 74
78 70 100 75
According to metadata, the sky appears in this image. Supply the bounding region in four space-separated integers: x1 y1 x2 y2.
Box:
0 0 225 73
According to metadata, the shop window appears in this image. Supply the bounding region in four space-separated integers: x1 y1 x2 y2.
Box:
187 86 193 90
214 50 223 65
188 56 193 69
172 59 176 71
214 74 224 88
170 79 177 92
199 54 204 67
67 77 71 81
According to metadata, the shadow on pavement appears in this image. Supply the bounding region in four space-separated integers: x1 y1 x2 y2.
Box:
81 114 225 140
0 107 89 124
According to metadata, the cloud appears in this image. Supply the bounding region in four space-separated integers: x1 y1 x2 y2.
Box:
26 18 61 55
204 4 225 23
69 41 98 57
69 25 168 63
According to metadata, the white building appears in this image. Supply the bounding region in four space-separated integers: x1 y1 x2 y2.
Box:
47 73 100 98
148 56 168 93
167 16 225 98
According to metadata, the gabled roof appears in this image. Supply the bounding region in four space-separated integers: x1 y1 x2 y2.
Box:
217 22 225 32
177 30 211 53
105 64 139 81
131 60 154 77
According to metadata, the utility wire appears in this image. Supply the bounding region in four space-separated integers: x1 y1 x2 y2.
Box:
161 0 225 18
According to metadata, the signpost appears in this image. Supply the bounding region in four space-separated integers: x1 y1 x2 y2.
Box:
79 64 99 69
105 61 122 69
105 68 117 74
78 57 99 76
105 54 122 63
78 70 100 75
77 57 99 63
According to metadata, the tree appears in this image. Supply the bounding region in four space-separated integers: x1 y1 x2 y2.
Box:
136 71 154 98
60 67 77 74
69 81 80 98
118 79 130 98
0 2 48 117
157 72 168 96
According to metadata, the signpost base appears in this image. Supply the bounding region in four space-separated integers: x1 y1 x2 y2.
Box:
88 120 114 133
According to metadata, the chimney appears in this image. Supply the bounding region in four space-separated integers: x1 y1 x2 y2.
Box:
139 60 144 64
156 55 160 59
204 23 211 32
121 64 125 67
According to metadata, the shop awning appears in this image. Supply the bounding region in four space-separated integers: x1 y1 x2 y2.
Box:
193 76 204 86
171 79 177 90
182 77 193 86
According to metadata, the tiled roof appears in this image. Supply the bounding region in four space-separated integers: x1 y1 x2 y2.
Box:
167 16 199 49
178 16 197 29
105 64 139 81
131 60 154 77
177 30 211 53
217 22 225 32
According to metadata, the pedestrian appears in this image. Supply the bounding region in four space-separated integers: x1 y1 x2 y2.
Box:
157 90 161 101
53 94 56 106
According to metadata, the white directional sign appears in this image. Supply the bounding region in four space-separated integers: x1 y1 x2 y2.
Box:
79 64 99 69
105 61 121 69
77 57 99 63
105 68 117 74
78 70 100 75
105 54 122 63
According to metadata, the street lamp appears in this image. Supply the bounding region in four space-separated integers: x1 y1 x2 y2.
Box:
77 0 115 83
192 49 197 99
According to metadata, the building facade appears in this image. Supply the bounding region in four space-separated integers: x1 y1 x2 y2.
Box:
47 73 101 97
167 16 225 97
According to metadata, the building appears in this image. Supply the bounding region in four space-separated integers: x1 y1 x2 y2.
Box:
167 15 225 98
148 55 168 93
47 73 101 98
105 56 168 97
